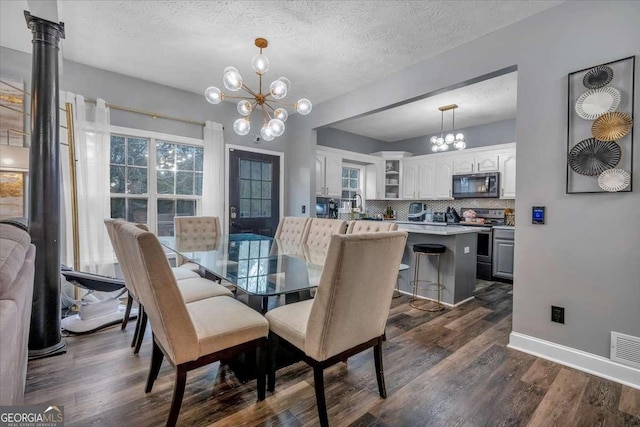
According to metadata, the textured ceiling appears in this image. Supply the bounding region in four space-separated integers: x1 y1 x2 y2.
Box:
331 71 518 142
1 1 560 106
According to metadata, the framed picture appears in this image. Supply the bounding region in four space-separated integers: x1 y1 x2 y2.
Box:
0 171 27 219
566 56 635 194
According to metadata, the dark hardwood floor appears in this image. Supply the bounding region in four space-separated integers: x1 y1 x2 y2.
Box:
25 281 640 426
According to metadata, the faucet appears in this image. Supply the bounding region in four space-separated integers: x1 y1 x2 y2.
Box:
349 193 363 220
352 193 363 213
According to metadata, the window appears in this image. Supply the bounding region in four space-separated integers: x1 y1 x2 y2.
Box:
341 166 360 208
109 134 204 235
239 159 271 218
110 135 149 223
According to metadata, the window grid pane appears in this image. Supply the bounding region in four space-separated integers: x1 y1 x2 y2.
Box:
341 167 360 207
239 159 273 218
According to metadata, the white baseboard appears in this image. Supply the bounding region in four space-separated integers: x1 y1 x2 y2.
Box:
508 332 640 390
396 290 474 308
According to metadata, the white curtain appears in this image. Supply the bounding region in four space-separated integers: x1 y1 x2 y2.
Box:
202 121 225 231
60 92 113 275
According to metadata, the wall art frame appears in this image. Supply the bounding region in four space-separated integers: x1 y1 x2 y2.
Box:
566 55 635 194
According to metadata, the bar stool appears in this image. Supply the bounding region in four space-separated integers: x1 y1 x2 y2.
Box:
410 243 446 312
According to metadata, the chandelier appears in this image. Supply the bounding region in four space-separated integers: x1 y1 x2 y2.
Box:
430 104 466 152
204 38 312 141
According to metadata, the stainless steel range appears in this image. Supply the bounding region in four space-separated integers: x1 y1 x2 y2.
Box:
459 208 505 280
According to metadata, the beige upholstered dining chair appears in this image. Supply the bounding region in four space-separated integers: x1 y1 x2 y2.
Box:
302 218 347 248
274 216 311 243
173 216 222 272
347 220 398 234
105 219 232 354
116 221 269 427
265 231 408 427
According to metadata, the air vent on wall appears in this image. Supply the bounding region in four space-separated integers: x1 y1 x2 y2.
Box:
611 332 640 369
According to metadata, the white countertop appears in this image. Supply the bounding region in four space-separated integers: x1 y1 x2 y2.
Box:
492 225 515 230
396 223 482 235
392 220 448 226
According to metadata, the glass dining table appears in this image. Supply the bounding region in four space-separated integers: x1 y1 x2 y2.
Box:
159 233 327 313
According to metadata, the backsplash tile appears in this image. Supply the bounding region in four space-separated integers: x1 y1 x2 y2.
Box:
363 198 515 220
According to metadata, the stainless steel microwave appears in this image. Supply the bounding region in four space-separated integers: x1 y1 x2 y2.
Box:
452 172 500 199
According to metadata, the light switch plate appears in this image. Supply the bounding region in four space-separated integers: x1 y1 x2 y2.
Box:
464 246 470 254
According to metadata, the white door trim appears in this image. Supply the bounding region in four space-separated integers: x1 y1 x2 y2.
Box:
224 144 285 234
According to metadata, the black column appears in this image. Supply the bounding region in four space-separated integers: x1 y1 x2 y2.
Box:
25 11 66 359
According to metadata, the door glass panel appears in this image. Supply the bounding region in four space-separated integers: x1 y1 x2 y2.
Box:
251 162 262 180
261 163 272 180
240 160 251 179
239 159 273 219
240 199 250 217
261 182 271 199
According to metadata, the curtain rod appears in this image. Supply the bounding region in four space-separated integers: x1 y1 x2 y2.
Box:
1 80 207 127
84 98 205 126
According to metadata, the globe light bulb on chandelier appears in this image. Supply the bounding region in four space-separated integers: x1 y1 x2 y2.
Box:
204 38 312 139
429 104 466 151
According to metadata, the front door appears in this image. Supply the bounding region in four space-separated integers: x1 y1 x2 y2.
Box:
228 148 280 236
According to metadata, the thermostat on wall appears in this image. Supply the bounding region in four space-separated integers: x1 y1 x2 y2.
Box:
532 206 545 224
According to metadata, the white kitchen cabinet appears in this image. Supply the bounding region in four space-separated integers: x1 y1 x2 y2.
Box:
365 161 385 199
453 156 476 174
418 161 436 199
401 160 419 199
476 153 500 172
453 153 499 174
435 160 453 199
316 152 342 197
499 148 516 199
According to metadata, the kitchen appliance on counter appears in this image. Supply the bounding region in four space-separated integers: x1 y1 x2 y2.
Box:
408 202 428 221
459 208 506 280
445 206 462 223
452 172 500 199
316 197 338 219
432 212 447 223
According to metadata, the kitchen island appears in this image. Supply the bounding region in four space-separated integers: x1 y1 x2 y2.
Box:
394 222 480 307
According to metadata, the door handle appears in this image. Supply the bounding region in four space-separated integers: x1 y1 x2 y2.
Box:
230 206 237 219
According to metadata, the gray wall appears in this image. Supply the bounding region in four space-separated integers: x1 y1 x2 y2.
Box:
391 118 516 156
286 1 640 360
317 127 387 154
0 46 286 152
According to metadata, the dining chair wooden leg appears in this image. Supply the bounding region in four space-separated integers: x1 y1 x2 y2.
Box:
374 338 387 398
166 365 187 427
122 293 133 330
267 333 278 392
131 305 143 348
313 365 329 427
145 337 164 393
256 339 266 401
133 310 147 355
